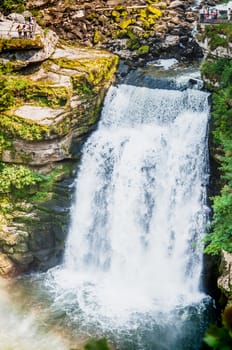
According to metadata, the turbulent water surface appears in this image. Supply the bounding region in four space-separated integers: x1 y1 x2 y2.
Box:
0 64 215 350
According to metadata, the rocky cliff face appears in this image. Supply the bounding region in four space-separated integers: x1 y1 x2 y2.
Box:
218 250 232 304
26 0 202 65
0 18 118 276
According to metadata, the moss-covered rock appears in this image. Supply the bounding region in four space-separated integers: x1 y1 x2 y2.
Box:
137 45 150 55
0 38 119 276
0 35 44 53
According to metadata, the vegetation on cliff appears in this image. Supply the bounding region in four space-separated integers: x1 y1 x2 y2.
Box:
0 0 25 14
0 20 118 274
201 58 232 255
204 305 232 349
198 23 232 51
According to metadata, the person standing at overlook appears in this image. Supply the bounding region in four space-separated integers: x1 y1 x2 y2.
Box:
227 7 232 21
16 24 22 38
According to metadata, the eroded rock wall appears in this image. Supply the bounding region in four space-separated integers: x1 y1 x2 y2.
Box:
0 26 118 276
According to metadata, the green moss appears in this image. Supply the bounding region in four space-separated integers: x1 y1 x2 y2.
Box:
137 45 150 55
127 32 140 50
93 30 102 44
119 19 132 30
0 113 50 141
147 5 162 18
0 61 16 74
112 29 127 39
114 5 127 12
52 55 118 88
0 76 70 111
27 85 69 108
0 132 13 155
143 32 150 39
139 9 147 18
86 13 97 21
112 10 121 18
0 48 118 142
109 4 162 40
71 75 94 97
30 163 75 203
0 36 44 53
84 338 110 350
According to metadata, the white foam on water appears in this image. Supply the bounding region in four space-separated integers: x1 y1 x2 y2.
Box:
46 84 210 332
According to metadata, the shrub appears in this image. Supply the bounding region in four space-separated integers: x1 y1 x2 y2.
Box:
84 338 110 350
204 306 232 349
0 163 44 194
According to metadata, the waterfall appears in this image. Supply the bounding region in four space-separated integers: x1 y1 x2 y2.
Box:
46 83 213 348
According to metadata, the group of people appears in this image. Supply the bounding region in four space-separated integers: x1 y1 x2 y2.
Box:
16 17 35 39
199 6 219 22
199 5 232 23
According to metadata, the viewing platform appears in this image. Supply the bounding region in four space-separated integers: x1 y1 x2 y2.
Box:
0 19 39 39
198 8 232 25
0 15 47 55
199 18 232 25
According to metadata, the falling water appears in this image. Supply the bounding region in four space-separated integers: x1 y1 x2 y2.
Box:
46 82 214 349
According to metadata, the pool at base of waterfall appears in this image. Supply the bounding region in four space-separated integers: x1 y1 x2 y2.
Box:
3 272 215 350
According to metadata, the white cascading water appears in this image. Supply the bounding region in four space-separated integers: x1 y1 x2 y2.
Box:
47 83 211 346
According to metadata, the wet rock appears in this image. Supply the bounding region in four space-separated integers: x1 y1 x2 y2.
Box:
7 13 25 23
218 250 232 300
168 0 186 9
0 253 18 277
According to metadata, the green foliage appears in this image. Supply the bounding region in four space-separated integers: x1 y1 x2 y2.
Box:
0 0 25 13
199 24 232 51
84 338 110 350
204 188 232 254
204 306 232 349
0 131 12 154
202 59 232 255
201 59 232 88
0 163 44 195
0 91 15 111
30 164 75 203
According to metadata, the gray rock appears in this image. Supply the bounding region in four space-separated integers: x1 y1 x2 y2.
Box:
7 13 25 23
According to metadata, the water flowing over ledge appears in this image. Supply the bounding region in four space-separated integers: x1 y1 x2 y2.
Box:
44 82 214 349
